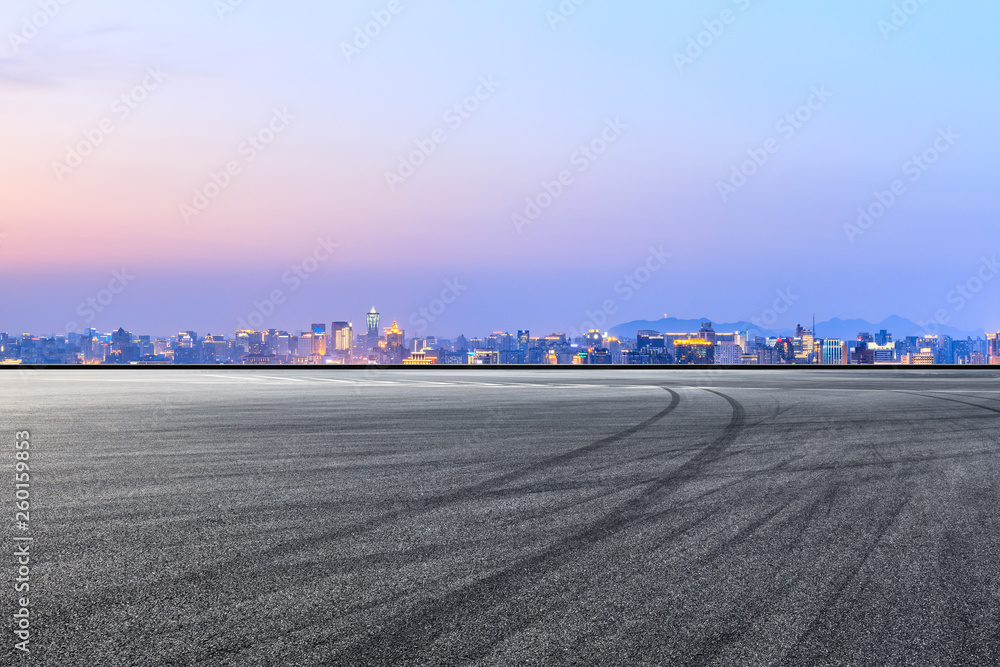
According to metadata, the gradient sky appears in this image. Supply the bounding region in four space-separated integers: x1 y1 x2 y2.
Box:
2 0 998 338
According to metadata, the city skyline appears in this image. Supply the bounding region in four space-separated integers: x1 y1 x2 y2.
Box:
2 305 996 344
4 312 999 366
2 2 999 334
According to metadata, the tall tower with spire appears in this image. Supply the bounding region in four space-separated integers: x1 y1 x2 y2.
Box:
366 307 380 349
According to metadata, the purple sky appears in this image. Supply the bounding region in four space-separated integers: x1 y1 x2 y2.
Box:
2 1 998 338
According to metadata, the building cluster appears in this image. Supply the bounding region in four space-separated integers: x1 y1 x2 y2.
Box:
2 314 999 366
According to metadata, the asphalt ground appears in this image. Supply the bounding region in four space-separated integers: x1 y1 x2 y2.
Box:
3 368 1000 665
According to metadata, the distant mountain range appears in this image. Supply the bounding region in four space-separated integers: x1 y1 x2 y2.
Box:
608 316 986 341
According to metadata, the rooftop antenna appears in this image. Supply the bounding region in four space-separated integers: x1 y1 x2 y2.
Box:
813 314 815 335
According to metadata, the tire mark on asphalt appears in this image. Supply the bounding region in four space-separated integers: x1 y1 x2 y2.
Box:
778 493 912 665
332 387 682 537
330 389 748 664
895 390 1000 416
350 386 682 525
682 483 846 663
438 387 682 500
152 388 685 609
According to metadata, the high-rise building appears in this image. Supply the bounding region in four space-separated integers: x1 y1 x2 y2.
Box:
636 330 665 350
366 307 380 349
584 329 603 348
296 333 314 357
517 330 530 354
385 321 404 349
714 341 741 365
332 322 353 355
697 321 716 345
110 327 139 364
311 323 327 354
674 339 713 365
794 324 815 363
311 332 327 356
821 339 845 365
905 347 936 365
773 338 795 363
274 332 291 356
988 333 1000 364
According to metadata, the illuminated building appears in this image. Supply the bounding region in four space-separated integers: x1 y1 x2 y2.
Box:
584 329 603 348
604 336 622 363
989 333 1000 364
868 342 895 364
366 307 380 348
517 330 530 353
794 324 815 363
110 327 139 364
773 338 794 362
295 333 314 357
310 323 327 355
674 339 713 365
850 344 875 364
203 335 227 362
589 348 612 364
234 331 251 355
385 320 404 349
714 341 741 365
403 350 436 365
905 347 936 365
696 321 716 345
473 349 499 364
311 333 326 356
332 322 353 360
821 339 845 365
636 330 664 350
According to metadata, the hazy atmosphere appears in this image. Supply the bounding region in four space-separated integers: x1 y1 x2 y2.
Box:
2 0 998 336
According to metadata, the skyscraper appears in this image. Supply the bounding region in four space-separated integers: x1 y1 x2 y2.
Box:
697 321 716 345
385 320 404 349
517 330 530 353
674 339 713 365
311 323 327 354
366 307 380 350
332 322 353 354
821 339 845 365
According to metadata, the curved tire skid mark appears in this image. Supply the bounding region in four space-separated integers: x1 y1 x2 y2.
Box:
332 389 748 664
154 387 684 613
894 390 1000 416
779 494 912 665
